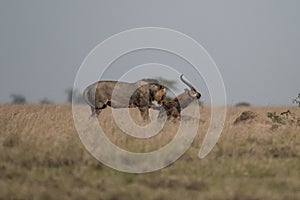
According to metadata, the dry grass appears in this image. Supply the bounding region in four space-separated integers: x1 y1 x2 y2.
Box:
0 104 300 200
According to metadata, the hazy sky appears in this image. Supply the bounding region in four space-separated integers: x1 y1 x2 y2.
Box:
1 0 300 105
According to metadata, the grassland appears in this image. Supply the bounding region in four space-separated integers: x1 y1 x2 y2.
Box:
0 104 299 200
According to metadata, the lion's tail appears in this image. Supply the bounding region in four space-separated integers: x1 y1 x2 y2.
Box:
83 87 95 108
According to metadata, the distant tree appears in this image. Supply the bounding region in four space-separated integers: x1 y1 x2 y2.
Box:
10 94 26 104
65 88 85 104
157 77 178 91
293 93 300 107
40 97 52 104
65 88 73 103
73 89 85 104
235 102 251 107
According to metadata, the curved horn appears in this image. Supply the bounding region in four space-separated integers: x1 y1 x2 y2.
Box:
180 74 196 91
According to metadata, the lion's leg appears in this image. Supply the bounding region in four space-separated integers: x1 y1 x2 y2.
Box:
95 108 102 117
139 107 150 121
158 108 166 119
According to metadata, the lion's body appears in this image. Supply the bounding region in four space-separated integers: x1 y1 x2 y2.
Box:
83 79 166 120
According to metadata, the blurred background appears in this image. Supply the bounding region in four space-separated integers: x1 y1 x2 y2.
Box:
1 0 299 106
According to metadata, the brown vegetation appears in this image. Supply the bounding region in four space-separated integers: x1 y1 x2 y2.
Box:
233 111 257 125
0 104 299 199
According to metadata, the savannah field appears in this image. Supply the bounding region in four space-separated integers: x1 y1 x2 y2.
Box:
0 104 299 200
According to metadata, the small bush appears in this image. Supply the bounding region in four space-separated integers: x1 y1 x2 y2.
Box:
40 98 53 104
10 94 26 104
234 111 257 125
267 110 300 128
267 112 286 125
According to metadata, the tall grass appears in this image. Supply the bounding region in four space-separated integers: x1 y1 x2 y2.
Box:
0 104 299 199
